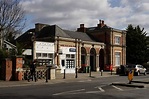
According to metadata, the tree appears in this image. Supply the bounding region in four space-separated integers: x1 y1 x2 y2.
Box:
0 0 26 48
126 24 147 64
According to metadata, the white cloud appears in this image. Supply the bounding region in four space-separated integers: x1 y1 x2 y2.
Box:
21 0 149 33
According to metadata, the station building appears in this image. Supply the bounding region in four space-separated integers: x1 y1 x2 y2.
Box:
16 20 126 73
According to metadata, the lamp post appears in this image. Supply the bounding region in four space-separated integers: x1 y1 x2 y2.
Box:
28 32 35 61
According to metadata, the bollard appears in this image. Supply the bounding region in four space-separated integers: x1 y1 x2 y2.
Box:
63 69 66 79
75 68 78 78
45 68 49 82
101 70 103 76
111 69 112 75
89 66 91 77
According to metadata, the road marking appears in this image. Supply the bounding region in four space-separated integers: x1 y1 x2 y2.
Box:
53 89 85 95
112 85 123 91
78 79 92 82
85 91 101 93
97 87 105 92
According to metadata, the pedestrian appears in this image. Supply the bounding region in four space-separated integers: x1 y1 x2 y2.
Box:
28 60 37 82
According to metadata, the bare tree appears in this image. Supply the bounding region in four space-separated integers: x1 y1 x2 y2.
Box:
0 0 26 48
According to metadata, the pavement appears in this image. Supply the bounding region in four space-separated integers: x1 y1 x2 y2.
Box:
0 71 149 88
0 71 116 87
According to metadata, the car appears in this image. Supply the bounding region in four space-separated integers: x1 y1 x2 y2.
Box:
125 64 147 76
116 65 128 75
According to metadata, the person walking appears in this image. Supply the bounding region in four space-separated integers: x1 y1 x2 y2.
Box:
28 60 37 82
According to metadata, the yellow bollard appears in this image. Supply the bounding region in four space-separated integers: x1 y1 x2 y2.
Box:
128 70 134 84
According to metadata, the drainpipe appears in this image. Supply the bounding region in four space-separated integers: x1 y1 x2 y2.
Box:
111 28 114 67
57 36 60 67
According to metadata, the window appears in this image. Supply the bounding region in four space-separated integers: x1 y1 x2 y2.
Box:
48 54 53 58
115 52 120 66
66 54 75 59
36 53 41 57
71 54 75 58
115 36 120 45
66 54 70 58
66 59 75 68
43 53 47 57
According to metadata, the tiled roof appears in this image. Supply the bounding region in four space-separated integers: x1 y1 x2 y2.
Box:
63 30 94 42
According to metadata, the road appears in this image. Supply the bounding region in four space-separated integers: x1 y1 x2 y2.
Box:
0 75 149 99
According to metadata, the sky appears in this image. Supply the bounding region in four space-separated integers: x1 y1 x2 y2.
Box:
20 0 149 33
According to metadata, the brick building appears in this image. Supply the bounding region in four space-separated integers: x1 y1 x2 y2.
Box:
77 20 126 70
16 20 126 73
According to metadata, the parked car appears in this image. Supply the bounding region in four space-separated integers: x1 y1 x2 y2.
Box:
116 65 127 75
125 64 147 76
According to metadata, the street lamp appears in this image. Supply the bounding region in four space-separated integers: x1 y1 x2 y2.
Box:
28 32 35 61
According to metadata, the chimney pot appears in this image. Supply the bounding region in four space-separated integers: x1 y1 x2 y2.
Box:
80 24 84 28
99 20 102 24
102 20 104 25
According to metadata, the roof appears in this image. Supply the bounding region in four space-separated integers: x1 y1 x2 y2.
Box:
63 30 95 42
16 24 98 43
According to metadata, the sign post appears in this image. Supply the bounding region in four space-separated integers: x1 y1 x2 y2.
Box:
128 70 134 84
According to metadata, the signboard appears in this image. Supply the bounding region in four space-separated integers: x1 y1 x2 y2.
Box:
69 48 76 52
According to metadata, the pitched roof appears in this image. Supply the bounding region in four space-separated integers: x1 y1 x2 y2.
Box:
16 24 96 43
63 30 94 42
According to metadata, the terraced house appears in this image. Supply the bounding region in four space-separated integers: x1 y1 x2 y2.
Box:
16 20 126 74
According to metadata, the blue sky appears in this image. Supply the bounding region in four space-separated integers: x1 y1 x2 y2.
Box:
21 0 149 33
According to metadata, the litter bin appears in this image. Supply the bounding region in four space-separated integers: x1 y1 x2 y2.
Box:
46 64 57 80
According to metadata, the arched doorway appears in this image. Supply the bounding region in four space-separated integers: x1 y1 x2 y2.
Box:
90 48 96 71
81 47 87 66
99 49 104 71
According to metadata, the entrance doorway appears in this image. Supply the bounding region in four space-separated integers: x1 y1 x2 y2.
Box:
99 49 104 71
90 48 96 71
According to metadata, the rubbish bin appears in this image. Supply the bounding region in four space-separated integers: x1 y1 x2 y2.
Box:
86 66 90 73
46 64 57 80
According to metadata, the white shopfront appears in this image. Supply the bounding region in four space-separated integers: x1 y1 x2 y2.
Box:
34 41 54 66
60 47 76 73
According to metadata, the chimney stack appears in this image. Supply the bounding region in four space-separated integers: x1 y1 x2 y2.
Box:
77 24 86 33
80 24 84 28
98 20 105 27
35 23 47 33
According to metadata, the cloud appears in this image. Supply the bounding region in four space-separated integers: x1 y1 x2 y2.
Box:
21 0 149 33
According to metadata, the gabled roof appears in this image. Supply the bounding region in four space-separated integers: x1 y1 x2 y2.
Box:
16 28 35 42
4 40 16 49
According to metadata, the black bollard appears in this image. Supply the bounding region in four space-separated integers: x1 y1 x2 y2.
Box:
45 68 49 82
89 66 91 77
75 68 78 78
63 69 66 79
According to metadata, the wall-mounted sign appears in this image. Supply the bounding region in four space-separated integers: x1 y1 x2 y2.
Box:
69 48 76 52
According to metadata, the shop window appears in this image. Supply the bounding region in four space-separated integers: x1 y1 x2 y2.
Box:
66 59 75 68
